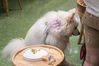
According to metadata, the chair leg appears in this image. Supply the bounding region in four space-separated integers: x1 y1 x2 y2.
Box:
3 0 9 16
18 0 22 10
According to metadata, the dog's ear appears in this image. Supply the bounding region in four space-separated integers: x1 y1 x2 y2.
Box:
70 13 75 22
66 13 75 24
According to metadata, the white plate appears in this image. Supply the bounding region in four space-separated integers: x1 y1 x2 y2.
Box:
22 48 49 61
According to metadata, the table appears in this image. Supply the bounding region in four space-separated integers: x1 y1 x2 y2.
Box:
12 45 64 66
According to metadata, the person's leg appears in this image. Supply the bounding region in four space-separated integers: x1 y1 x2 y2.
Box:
83 25 99 66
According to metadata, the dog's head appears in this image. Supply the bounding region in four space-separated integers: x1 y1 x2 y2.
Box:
57 8 80 37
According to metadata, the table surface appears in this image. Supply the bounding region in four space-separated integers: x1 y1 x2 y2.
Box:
12 45 64 66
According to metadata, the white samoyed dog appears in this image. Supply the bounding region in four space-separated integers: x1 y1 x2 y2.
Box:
2 8 80 66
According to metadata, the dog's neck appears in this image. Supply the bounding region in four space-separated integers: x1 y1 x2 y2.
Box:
52 33 69 43
44 20 69 44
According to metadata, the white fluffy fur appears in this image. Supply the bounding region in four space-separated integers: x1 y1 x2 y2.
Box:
2 8 79 59
2 38 25 58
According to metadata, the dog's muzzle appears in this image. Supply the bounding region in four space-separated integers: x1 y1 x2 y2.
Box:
72 27 80 36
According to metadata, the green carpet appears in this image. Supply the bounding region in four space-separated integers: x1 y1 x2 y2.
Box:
0 0 82 66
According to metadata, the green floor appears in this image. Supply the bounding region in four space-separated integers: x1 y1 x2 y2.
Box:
0 0 82 66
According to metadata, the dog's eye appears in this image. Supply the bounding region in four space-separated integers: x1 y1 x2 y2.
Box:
70 21 72 23
69 19 73 23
